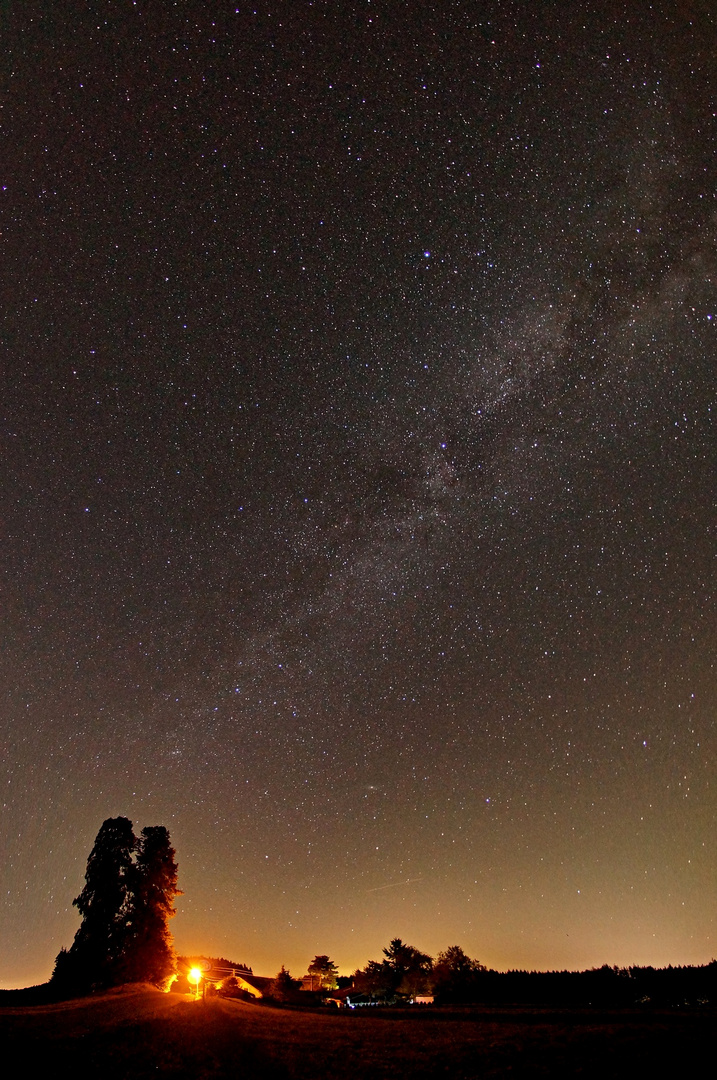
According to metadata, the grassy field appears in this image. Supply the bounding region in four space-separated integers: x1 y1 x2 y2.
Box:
0 985 713 1078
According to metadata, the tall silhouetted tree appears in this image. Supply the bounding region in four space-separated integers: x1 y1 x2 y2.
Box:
382 937 433 998
52 817 137 992
120 826 179 990
52 817 179 994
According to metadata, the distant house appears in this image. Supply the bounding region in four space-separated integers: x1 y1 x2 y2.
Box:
244 972 273 998
211 968 273 999
175 957 272 999
216 970 270 999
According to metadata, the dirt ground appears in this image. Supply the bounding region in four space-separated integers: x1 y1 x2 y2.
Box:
1 986 713 1078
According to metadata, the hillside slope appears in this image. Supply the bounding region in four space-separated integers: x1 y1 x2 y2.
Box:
1 986 713 1078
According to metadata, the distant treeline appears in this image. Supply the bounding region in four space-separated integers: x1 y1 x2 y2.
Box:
2 959 715 1009
435 962 717 1007
350 941 717 1007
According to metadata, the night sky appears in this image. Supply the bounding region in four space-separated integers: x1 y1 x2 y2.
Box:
2 1 716 989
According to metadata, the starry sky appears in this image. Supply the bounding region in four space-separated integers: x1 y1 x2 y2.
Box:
2 1 716 989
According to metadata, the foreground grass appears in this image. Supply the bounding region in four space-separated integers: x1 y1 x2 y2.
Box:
0 986 713 1078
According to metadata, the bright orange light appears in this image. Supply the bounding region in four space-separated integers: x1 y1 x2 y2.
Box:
188 967 202 985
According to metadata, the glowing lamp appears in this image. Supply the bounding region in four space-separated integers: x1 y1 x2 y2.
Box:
188 967 203 999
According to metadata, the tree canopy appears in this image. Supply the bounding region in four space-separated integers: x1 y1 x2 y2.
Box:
307 954 339 990
432 945 486 1003
52 817 179 994
120 826 179 988
353 938 433 1001
268 965 302 1002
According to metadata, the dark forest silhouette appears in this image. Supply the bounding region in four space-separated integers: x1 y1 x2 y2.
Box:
352 939 716 1007
51 817 179 994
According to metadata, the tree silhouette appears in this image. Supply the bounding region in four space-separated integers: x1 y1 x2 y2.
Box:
307 954 339 990
354 938 433 1001
53 816 136 991
432 945 486 1003
352 959 395 1000
269 965 302 1002
219 974 240 997
382 938 433 998
52 817 179 994
119 826 179 990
